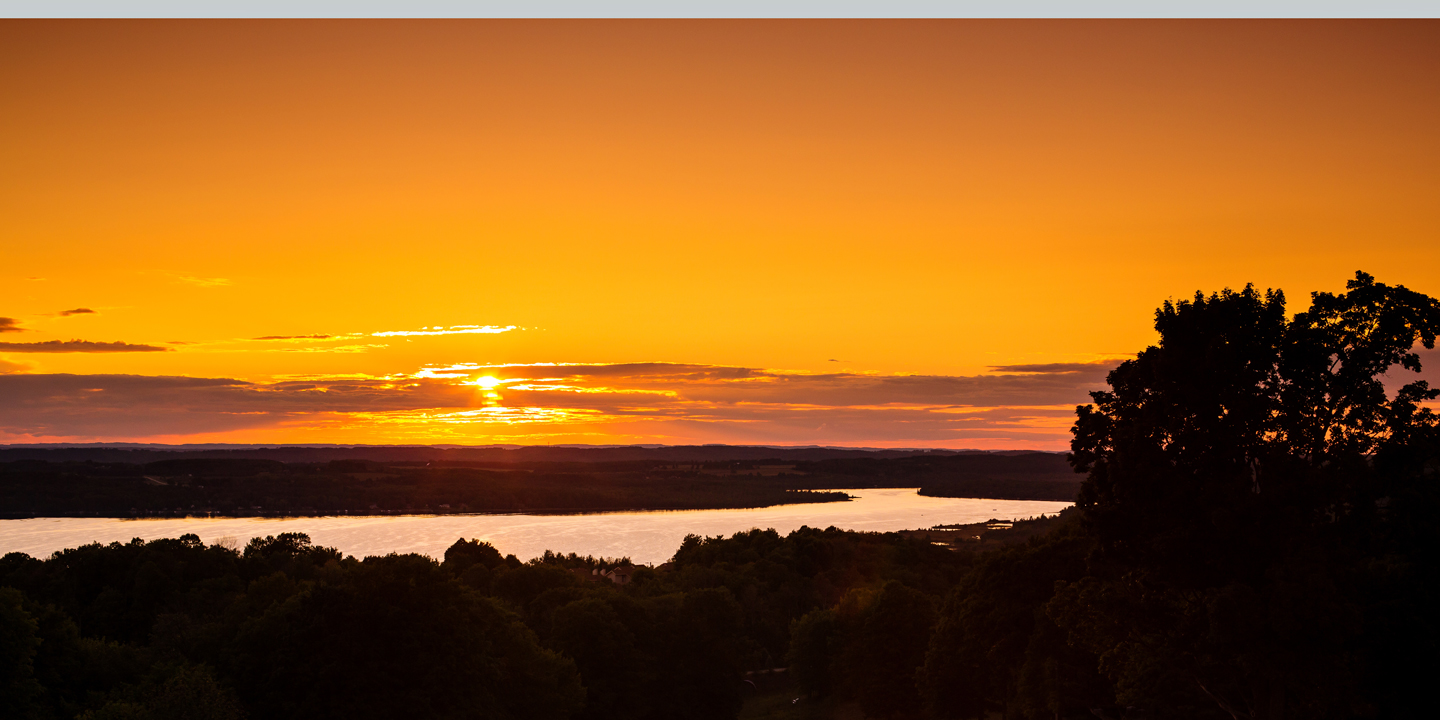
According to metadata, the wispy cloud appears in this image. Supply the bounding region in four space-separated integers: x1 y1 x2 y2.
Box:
271 344 388 354
371 325 519 337
240 327 514 346
245 334 384 353
989 361 1117 374
58 308 96 316
0 318 25 333
173 275 232 287
0 340 171 353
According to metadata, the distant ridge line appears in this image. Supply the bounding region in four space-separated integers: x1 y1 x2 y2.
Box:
1 442 1001 450
0 443 1062 464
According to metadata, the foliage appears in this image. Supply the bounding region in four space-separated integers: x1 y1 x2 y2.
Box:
231 553 581 720
921 518 1106 719
1060 272 1440 719
0 524 971 720
0 459 850 518
0 453 1090 520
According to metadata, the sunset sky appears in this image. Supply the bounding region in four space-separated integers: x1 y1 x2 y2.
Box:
2 20 1438 448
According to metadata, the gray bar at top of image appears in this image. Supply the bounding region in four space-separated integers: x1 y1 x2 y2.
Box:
2 1 1438 19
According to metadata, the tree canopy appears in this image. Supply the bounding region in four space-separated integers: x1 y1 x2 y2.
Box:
1061 272 1440 719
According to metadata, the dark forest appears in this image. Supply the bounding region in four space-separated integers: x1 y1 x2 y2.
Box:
0 452 1080 519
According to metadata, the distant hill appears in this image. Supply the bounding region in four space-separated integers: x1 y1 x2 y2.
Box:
0 443 1045 465
0 445 1081 517
790 452 1083 501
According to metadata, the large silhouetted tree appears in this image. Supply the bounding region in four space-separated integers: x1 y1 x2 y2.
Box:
1060 272 1440 719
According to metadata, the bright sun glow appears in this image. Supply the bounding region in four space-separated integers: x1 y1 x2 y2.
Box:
474 376 502 389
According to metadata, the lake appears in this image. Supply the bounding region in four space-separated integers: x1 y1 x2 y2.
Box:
0 489 1071 566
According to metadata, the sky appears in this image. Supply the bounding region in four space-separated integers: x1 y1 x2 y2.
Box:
2 20 1438 448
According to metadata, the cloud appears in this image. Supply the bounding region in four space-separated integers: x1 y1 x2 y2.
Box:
438 362 1115 408
0 318 25 333
0 340 171 353
0 361 1119 446
271 344 387 353
0 373 471 439
372 325 518 337
58 308 96 316
0 358 30 374
245 335 385 352
989 361 1117 375
1383 348 1440 401
173 275 232 287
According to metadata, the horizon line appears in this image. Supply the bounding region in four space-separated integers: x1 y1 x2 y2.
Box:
0 441 1064 453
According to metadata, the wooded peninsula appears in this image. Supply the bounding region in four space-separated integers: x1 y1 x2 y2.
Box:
0 449 1080 519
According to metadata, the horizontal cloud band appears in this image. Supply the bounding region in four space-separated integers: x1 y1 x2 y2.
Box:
0 340 171 353
0 362 1120 444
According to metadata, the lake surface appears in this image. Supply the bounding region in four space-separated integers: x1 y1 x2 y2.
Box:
0 489 1071 566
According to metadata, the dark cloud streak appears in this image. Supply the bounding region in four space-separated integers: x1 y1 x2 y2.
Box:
0 373 471 438
0 340 171 353
988 362 1117 375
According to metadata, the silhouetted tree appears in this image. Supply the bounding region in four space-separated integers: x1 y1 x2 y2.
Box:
1 588 43 719
788 607 841 698
442 537 504 574
921 519 1099 719
231 553 582 720
548 597 650 720
80 664 246 720
842 581 936 718
1060 272 1440 719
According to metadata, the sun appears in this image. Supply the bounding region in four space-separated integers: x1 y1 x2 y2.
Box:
474 376 501 389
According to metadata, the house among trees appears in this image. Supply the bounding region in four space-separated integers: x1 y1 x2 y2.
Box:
604 564 635 585
572 564 636 585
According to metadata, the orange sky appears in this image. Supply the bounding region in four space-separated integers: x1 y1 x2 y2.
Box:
2 20 1438 448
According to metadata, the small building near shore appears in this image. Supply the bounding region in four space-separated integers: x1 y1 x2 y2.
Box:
573 564 637 586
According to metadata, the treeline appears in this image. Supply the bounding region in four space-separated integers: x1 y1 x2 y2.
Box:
0 525 978 720
0 460 848 518
1 484 1434 720
0 453 1081 519
789 453 1082 500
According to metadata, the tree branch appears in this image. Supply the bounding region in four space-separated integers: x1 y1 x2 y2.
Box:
1195 677 1251 720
